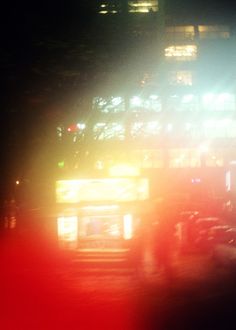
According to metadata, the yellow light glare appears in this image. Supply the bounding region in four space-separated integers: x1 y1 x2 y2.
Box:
56 178 149 203
109 164 140 177
57 216 78 242
123 214 133 240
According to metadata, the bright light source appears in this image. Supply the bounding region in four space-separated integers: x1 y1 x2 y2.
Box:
77 123 86 130
123 214 133 240
67 124 79 132
57 216 78 242
16 180 20 185
130 96 142 107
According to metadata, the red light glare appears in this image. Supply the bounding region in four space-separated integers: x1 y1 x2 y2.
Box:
67 124 78 132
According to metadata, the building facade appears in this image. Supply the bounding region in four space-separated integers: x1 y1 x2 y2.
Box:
57 4 236 199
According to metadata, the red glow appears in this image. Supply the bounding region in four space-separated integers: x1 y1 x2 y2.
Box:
67 124 78 132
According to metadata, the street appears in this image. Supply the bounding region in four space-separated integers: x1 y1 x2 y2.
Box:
1 229 236 330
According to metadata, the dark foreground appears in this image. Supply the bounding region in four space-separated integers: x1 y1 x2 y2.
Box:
1 230 236 330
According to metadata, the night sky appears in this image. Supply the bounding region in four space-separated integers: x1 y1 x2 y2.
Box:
0 0 235 113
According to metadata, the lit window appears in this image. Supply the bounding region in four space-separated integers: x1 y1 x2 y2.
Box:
129 95 162 112
93 122 125 141
130 121 161 139
203 119 234 138
165 45 197 61
166 26 195 42
98 1 121 14
202 93 235 111
198 25 230 39
93 96 125 113
128 0 158 13
168 71 193 86
167 94 198 111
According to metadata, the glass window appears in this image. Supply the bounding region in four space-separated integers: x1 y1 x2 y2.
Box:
198 25 230 39
165 45 197 61
202 93 235 112
130 121 162 139
129 95 162 112
128 0 158 13
93 96 125 113
93 123 125 140
98 1 121 14
167 94 198 111
166 26 195 42
203 119 235 138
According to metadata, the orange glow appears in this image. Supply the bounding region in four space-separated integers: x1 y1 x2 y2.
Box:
56 178 149 203
57 216 78 242
123 214 133 239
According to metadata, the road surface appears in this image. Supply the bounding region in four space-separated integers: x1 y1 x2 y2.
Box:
1 230 236 330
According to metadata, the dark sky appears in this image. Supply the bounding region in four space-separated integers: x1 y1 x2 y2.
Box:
0 0 235 112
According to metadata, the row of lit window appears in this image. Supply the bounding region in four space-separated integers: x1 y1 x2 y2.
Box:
165 25 230 41
92 119 236 140
98 0 158 14
165 45 197 61
62 118 236 142
93 93 236 113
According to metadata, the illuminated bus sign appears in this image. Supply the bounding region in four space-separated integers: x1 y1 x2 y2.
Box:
56 178 149 203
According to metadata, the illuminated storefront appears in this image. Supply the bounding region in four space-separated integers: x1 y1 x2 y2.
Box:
56 177 149 250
